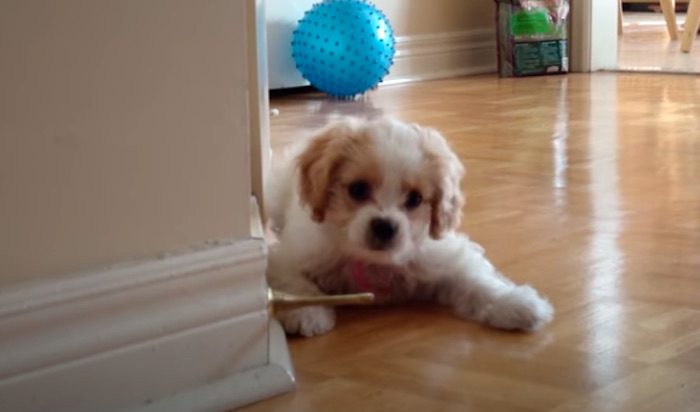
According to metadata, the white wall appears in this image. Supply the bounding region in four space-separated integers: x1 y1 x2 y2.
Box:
373 0 495 35
0 0 254 286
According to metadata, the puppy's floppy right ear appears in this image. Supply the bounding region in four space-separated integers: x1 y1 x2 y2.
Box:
297 119 359 222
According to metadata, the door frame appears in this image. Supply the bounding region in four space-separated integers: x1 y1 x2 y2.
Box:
571 1 619 72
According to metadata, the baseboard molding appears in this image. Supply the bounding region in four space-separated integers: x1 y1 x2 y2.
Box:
138 321 294 412
0 236 293 411
383 29 497 85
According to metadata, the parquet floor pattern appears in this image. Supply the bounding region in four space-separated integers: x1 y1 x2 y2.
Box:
242 73 700 412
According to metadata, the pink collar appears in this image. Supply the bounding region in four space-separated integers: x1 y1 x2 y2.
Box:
350 261 392 299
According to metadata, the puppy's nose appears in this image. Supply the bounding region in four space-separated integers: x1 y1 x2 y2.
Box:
369 217 397 248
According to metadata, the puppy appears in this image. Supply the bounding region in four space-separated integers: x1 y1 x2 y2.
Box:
265 117 553 337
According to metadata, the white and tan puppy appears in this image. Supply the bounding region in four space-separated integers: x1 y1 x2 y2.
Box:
265 117 553 337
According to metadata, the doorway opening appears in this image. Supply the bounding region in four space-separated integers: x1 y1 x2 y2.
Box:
618 1 700 73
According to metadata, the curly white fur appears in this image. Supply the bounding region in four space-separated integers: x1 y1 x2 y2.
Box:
265 117 553 337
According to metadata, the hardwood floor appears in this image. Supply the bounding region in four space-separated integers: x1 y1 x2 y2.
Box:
619 11 700 73
244 73 700 412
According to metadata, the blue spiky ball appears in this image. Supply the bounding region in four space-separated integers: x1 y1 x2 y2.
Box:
291 0 395 99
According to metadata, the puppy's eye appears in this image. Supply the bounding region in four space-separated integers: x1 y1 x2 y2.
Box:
404 190 423 210
348 180 371 202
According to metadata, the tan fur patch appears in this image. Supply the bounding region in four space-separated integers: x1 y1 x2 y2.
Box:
420 128 465 239
297 123 379 222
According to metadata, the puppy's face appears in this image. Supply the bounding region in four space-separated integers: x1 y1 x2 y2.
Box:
297 118 465 265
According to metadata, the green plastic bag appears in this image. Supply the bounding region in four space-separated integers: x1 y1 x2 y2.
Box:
511 9 553 36
496 0 570 77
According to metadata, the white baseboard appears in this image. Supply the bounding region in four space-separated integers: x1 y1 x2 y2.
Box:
0 237 294 412
383 29 497 85
138 320 294 412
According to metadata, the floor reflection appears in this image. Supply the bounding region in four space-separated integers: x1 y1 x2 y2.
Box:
586 75 625 382
552 76 569 210
312 94 385 122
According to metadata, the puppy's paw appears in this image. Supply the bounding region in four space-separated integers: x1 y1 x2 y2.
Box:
278 306 336 337
485 285 554 332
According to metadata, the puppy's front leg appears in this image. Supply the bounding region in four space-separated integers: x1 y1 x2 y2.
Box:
421 234 554 331
267 248 336 337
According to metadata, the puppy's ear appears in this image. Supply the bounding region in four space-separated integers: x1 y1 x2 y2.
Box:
297 119 360 222
422 128 465 239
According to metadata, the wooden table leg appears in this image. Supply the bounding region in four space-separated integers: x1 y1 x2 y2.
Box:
681 0 700 52
660 0 679 40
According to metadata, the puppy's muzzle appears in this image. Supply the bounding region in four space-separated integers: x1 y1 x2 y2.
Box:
367 217 398 250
